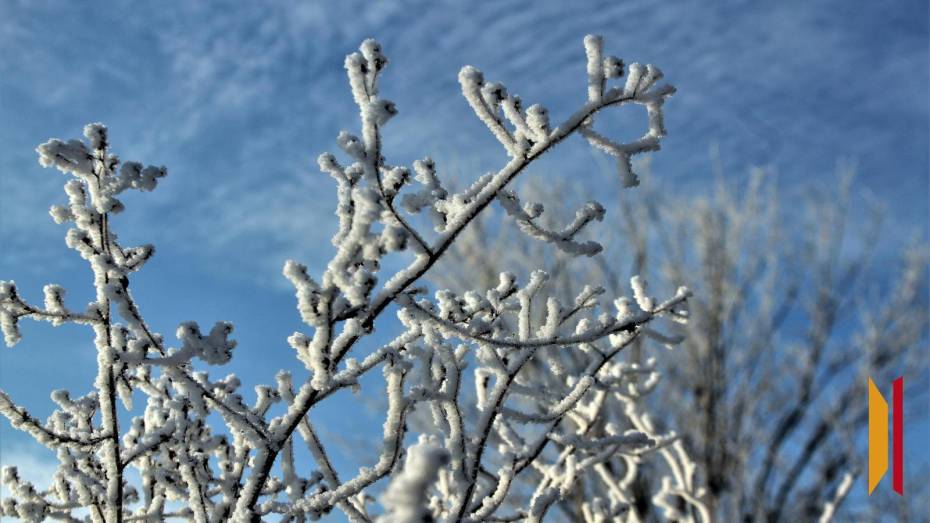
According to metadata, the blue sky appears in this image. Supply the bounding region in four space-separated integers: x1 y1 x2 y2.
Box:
1 0 927 513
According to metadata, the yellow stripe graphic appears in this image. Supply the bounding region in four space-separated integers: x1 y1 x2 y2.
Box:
868 377 888 494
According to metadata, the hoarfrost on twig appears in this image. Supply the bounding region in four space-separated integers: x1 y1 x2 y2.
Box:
1 34 710 523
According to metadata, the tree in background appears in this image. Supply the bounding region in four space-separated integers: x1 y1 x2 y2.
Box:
0 36 721 522
432 161 928 522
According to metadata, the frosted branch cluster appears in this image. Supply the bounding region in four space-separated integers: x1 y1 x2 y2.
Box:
1 36 701 522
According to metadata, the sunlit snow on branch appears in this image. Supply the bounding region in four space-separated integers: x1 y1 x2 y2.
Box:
0 36 709 523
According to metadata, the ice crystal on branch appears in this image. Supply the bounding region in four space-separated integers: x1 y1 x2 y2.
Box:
1 35 704 522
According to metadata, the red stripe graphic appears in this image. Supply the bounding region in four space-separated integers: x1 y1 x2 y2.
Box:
892 376 904 495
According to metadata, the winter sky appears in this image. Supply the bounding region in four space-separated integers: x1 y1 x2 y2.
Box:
1 0 927 501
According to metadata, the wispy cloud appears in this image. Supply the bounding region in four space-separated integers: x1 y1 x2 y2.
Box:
1 0 926 284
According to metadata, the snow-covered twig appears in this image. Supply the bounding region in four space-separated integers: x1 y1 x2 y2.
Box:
1 35 695 523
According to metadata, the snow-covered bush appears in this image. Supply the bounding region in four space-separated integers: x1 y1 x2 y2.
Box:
1 36 707 522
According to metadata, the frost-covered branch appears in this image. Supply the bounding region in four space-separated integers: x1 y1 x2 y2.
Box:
2 35 695 523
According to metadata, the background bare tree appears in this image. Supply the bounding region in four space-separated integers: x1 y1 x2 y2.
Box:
432 161 929 522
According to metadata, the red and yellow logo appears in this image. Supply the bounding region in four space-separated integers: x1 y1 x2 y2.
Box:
867 376 903 495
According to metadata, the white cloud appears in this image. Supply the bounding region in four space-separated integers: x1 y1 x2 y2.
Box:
1 0 925 287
